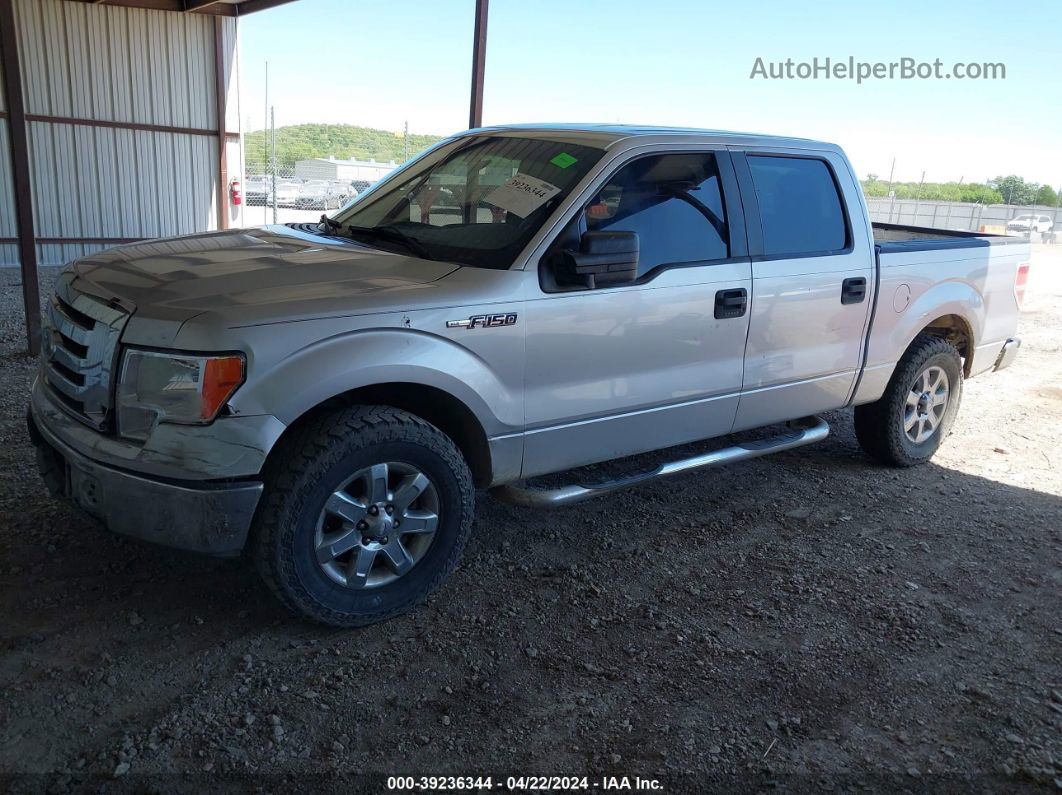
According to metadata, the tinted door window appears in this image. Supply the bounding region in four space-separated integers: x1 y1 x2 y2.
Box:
583 153 729 278
747 156 848 256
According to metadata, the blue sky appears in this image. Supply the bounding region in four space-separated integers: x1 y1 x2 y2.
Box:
238 0 1062 187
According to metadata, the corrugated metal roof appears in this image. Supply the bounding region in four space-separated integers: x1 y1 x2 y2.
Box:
61 0 300 17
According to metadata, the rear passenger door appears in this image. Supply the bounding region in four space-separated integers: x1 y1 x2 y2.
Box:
730 149 875 431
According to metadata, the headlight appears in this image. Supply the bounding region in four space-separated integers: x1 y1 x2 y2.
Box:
116 349 245 441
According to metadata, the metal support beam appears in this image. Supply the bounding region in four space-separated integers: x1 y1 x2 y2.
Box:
0 0 42 356
468 0 488 129
76 0 238 14
236 0 300 14
68 0 302 15
213 16 229 230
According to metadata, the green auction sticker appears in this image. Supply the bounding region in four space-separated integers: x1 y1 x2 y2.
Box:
550 152 578 169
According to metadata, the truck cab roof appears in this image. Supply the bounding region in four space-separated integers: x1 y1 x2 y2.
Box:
462 123 841 153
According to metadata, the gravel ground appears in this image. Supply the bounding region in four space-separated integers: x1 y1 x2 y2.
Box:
0 248 1060 793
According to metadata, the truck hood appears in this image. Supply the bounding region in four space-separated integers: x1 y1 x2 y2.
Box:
68 225 461 341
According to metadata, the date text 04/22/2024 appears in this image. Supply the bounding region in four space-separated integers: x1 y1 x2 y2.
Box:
386 776 664 791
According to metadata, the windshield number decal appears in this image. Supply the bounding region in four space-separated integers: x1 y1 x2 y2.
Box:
484 173 561 218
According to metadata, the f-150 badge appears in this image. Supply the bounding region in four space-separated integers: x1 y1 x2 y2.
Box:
446 313 518 329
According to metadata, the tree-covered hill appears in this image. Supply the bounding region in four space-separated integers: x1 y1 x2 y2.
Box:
244 123 444 167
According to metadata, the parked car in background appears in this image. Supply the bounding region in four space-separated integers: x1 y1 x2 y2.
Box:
273 180 303 208
245 175 269 206
29 125 1028 628
246 176 302 207
296 180 333 209
1007 213 1053 235
331 180 357 204
335 189 362 212
295 180 356 210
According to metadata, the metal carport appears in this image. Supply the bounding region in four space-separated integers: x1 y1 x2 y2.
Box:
1 0 490 356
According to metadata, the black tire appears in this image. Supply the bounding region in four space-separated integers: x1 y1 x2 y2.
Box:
854 334 963 467
252 405 475 627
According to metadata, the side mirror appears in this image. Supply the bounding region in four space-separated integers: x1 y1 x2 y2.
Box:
563 230 639 288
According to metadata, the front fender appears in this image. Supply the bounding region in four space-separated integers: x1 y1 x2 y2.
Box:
232 328 521 437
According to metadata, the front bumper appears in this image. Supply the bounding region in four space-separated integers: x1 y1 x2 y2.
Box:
28 392 265 557
994 337 1021 371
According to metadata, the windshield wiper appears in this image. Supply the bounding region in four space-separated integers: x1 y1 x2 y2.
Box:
346 225 435 261
319 214 345 234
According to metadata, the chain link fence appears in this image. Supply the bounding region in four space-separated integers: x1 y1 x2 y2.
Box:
243 161 360 222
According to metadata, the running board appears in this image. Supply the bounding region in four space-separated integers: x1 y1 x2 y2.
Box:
490 416 829 509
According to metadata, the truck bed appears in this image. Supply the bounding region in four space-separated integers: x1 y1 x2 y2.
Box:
873 222 1025 253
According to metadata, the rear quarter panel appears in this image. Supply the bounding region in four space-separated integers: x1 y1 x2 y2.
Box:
853 241 1027 405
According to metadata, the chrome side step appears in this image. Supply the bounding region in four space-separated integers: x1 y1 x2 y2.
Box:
490 416 829 509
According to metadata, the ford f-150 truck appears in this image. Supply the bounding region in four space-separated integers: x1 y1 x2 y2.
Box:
28 125 1029 626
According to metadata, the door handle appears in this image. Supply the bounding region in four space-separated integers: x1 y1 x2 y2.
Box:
841 277 867 305
714 288 747 319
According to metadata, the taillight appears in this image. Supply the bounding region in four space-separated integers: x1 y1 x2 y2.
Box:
1014 263 1030 309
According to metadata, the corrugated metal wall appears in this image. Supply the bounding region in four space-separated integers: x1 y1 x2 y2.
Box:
1 0 240 267
0 44 17 267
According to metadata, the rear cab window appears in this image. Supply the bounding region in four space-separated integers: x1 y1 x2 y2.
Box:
747 155 849 257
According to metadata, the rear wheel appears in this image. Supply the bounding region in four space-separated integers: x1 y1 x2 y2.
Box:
854 335 963 467
252 405 475 627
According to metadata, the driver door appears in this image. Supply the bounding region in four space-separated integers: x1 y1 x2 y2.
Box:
520 149 752 478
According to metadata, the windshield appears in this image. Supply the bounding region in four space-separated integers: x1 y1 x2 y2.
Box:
328 135 604 268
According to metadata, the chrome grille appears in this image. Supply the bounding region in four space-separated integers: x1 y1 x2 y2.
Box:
40 278 131 431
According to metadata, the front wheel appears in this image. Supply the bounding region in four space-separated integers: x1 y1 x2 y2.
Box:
854 335 963 467
252 405 475 627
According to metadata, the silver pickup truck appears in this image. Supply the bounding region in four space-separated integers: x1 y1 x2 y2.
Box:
28 125 1029 626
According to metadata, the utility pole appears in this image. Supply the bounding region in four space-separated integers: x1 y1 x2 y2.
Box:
468 0 489 128
886 157 896 223
263 61 269 169
911 170 925 226
944 176 962 231
264 60 269 225
403 120 409 161
270 106 277 224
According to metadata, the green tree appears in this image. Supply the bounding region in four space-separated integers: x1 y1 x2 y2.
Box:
958 183 1003 204
991 175 1035 205
1034 184 1058 207
861 179 1003 204
861 177 889 197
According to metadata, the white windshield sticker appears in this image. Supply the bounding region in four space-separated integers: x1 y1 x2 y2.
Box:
484 173 562 218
